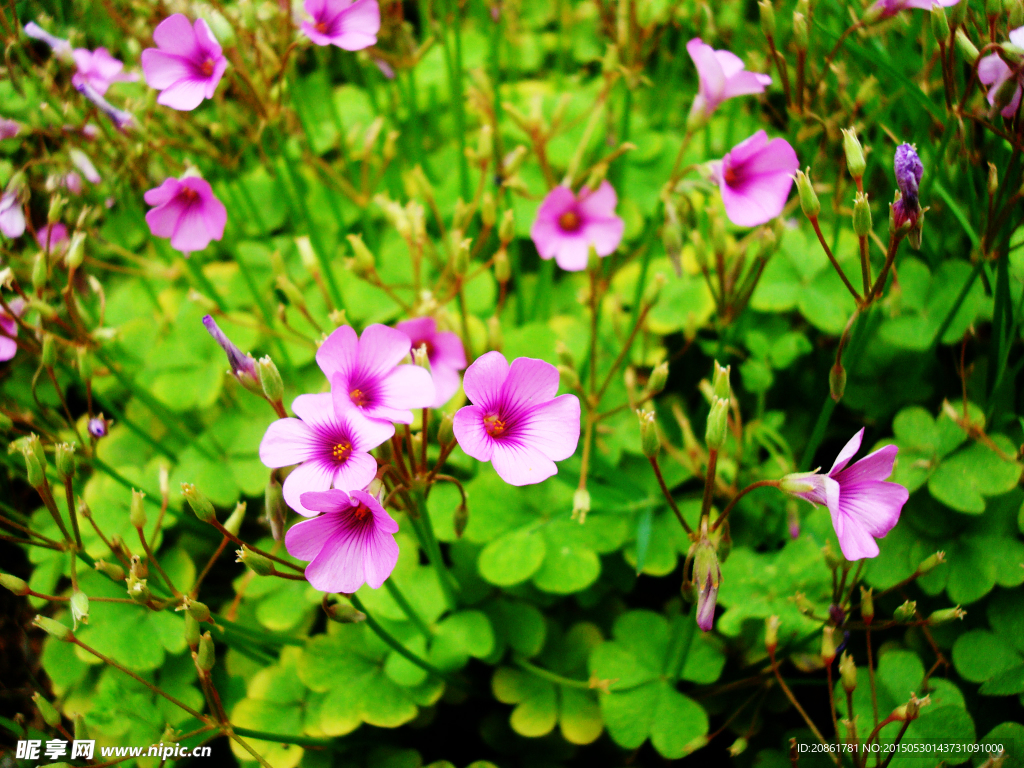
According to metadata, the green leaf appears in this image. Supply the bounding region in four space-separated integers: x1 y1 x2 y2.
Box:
477 526 546 586
928 436 1022 514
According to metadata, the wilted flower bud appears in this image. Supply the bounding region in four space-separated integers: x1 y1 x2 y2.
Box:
931 4 950 41
693 538 721 631
347 233 375 277
224 500 246 537
93 559 125 581
795 169 820 218
65 231 86 270
839 652 857 692
0 572 29 595
181 483 216 523
647 361 669 396
196 631 215 672
130 489 146 532
792 12 808 50
236 546 274 576
202 316 261 394
487 315 502 351
893 599 917 622
829 362 846 402
70 590 89 629
257 356 283 403
184 597 211 623
572 487 591 524
493 247 511 282
323 598 367 623
452 236 471 277
928 606 966 625
853 193 872 237
954 28 979 64
184 612 200 648
437 412 455 446
638 409 660 458
34 615 72 641
988 162 998 197
33 693 61 727
821 626 837 665
498 209 515 242
843 129 867 179
765 615 781 653
558 364 580 390
705 398 729 450
759 0 776 37
917 550 946 575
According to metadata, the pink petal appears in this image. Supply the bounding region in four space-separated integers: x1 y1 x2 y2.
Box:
579 217 624 257
170 202 215 253
687 38 725 111
283 458 338 516
430 364 462 407
306 528 369 593
1001 86 1023 118
534 186 576 221
530 214 566 260
143 178 182 207
553 236 591 271
316 325 358 381
259 418 317 467
395 316 435 345
463 350 510 411
0 335 16 361
576 180 618 219
352 489 400 534
453 405 495 461
831 481 907 560
360 524 400 588
358 324 413 377
835 444 898 486
291 393 337 430
378 363 436 411
720 164 795 227
0 201 26 238
1010 26 1024 47
501 357 561 413
726 130 770 167
517 394 581 461
205 57 227 99
713 49 746 79
345 409 395 452
301 20 336 46
152 14 201 59
829 428 864 475
978 54 1010 90
720 70 772 100
329 450 378 493
193 18 223 59
285 514 336 561
157 76 210 111
300 489 355 515
490 440 559 486
431 330 467 370
145 198 188 240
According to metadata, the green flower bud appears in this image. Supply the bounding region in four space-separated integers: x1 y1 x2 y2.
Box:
860 586 874 623
795 169 820 218
759 0 776 38
477 124 493 162
40 333 56 367
829 363 846 402
711 360 731 400
493 247 511 283
21 444 45 489
70 590 89 629
323 598 367 623
843 129 867 179
931 4 950 41
294 235 318 274
765 615 780 653
197 631 215 672
453 501 469 538
487 315 502 351
185 598 211 623
47 195 66 226
647 361 669 396
571 488 590 524
33 692 61 727
130 489 146 530
347 233 375 277
498 209 515 243
839 652 857 692
93 559 125 581
451 236 471 277
558 364 580 390
705 398 729 450
954 29 979 65
184 612 200 648
32 252 48 292
821 626 837 665
728 738 748 757
893 599 917 623
236 546 274 576
1012 0 1024 28
224 500 246 537
437 413 455 446
127 576 150 604
55 442 75 480
257 355 283 403
792 12 808 50
947 0 967 25
1 572 30 595
181 483 216 523
853 192 872 237
481 190 497 228
928 606 966 625
916 550 946 575
73 712 88 741
638 409 660 458
34 615 72 640
988 161 999 197
65 231 86 270
276 274 307 310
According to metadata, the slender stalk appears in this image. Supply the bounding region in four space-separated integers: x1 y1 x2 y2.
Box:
209 519 304 573
192 536 230 596
826 663 840 745
408 491 459 610
648 455 693 535
385 580 433 640
866 628 880 741
515 657 592 689
768 648 838 763
350 594 453 681
137 527 181 597
810 217 861 303
711 480 779 532
878 722 913 768
699 449 719 524
226 731 275 768
229 726 333 748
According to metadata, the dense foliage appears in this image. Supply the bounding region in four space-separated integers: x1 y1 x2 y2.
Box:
2 0 1024 766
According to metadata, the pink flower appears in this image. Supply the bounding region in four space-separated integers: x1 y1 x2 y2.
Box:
712 130 799 227
395 317 467 408
316 324 436 425
70 149 101 184
63 172 83 195
871 0 959 19
529 181 624 272
781 428 909 561
0 298 25 362
979 29 1024 118
686 38 771 124
71 48 137 96
286 488 399 593
0 119 19 140
0 192 25 239
36 223 68 254
259 393 394 516
141 15 228 111
453 352 581 486
301 0 381 50
144 174 227 255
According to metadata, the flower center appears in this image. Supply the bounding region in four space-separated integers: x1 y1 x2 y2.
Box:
331 441 352 462
350 388 370 407
315 20 329 33
483 414 507 437
723 166 738 186
200 58 215 77
558 210 582 232
351 503 372 523
181 187 199 203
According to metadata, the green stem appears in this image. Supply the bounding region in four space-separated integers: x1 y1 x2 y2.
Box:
408 491 459 611
229 726 333 748
515 657 591 689
663 610 697 681
384 579 433 640
350 594 453 681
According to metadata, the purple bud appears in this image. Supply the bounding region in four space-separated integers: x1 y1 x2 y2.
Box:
88 416 109 438
894 143 923 209
696 581 719 631
23 21 73 60
202 315 259 388
693 538 721 632
74 81 134 130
